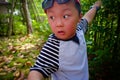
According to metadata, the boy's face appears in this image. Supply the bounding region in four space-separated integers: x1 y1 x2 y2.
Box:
46 1 82 40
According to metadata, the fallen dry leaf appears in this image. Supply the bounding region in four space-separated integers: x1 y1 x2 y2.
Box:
25 61 32 67
14 70 20 77
14 70 25 80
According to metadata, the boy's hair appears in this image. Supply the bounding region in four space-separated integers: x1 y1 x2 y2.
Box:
75 1 81 14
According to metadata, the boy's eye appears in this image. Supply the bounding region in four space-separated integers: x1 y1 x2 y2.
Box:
63 15 69 19
50 16 55 20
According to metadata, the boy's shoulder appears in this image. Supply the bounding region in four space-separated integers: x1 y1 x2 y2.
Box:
77 18 88 33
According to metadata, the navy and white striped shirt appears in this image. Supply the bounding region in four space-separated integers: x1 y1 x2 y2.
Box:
30 19 89 80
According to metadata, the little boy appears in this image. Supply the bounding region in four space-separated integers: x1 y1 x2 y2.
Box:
28 0 101 80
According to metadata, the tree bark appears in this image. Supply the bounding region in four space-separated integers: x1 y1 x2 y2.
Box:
8 0 14 37
21 0 33 34
31 0 41 22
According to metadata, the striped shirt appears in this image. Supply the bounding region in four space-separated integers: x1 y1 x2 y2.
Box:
30 19 89 80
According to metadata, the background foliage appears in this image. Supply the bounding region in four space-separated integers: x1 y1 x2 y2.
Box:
0 0 120 80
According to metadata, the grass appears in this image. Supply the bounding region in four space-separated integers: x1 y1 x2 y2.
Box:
0 33 46 80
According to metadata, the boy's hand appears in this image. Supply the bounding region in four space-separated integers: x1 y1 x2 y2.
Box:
94 0 102 8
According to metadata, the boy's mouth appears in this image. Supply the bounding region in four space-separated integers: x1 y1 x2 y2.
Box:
58 31 65 35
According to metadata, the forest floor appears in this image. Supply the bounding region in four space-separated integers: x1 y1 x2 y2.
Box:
0 34 45 80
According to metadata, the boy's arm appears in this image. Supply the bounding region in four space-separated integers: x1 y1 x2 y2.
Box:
82 0 102 24
27 71 44 80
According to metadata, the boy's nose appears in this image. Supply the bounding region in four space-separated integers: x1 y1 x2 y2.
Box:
56 19 63 27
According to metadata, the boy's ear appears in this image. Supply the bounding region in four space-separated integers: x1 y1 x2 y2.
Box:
79 13 83 22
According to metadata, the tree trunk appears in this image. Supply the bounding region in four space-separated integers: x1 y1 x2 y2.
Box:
21 0 33 34
8 0 14 37
31 0 41 22
29 0 38 21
